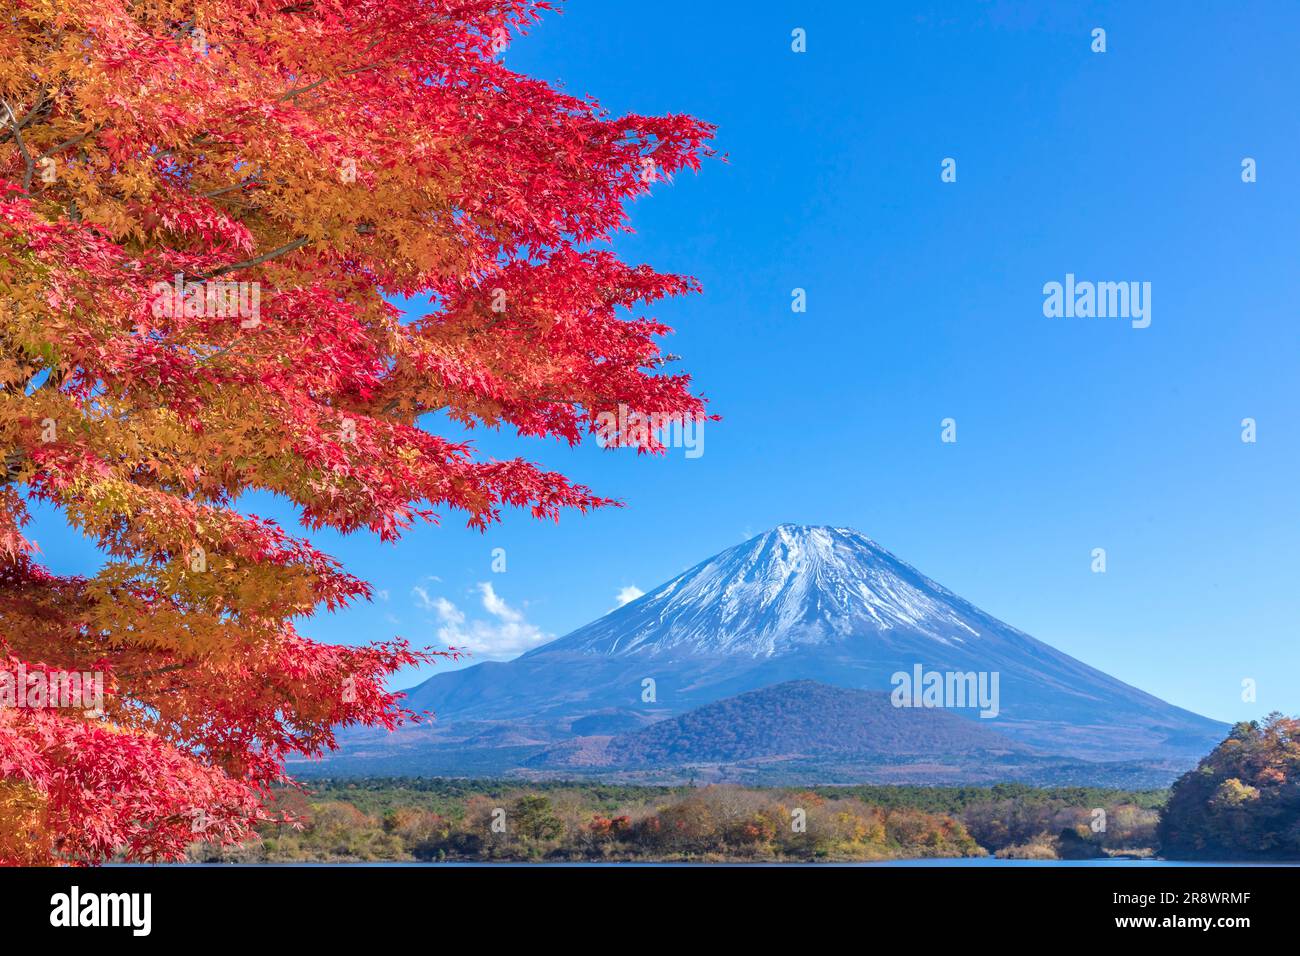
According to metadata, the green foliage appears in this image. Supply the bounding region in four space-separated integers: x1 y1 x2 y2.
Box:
811 783 1166 814
1158 713 1300 860
511 795 564 843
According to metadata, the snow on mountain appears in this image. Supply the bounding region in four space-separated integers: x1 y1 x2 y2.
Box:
524 524 990 659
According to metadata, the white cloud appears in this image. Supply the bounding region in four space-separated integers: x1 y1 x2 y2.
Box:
429 582 551 659
614 585 645 608
479 583 519 621
411 585 436 611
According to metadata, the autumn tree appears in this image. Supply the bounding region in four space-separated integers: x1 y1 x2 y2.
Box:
1158 714 1300 860
0 0 713 863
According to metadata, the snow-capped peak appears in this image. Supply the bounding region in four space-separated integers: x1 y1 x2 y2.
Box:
528 524 988 659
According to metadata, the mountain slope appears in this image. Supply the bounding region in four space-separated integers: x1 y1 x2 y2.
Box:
537 680 1034 768
398 525 1225 765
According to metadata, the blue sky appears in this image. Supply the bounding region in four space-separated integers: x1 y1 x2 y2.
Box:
28 1 1300 724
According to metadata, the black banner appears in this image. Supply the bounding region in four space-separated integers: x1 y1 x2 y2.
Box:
0 863 1284 942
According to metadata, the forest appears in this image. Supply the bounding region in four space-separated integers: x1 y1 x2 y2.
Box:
189 779 1164 863
119 714 1300 864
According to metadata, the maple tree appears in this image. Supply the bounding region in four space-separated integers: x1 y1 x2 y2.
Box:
0 0 713 863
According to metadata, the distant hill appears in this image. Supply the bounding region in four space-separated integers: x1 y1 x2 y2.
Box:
537 681 1032 769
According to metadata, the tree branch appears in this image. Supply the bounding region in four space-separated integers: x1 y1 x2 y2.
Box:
192 235 312 280
278 48 386 102
198 175 261 199
0 93 50 145
1 450 25 486
117 662 192 682
192 223 374 280
2 101 36 192
39 127 98 160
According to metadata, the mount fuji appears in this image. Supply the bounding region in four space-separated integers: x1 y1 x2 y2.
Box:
307 525 1227 783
